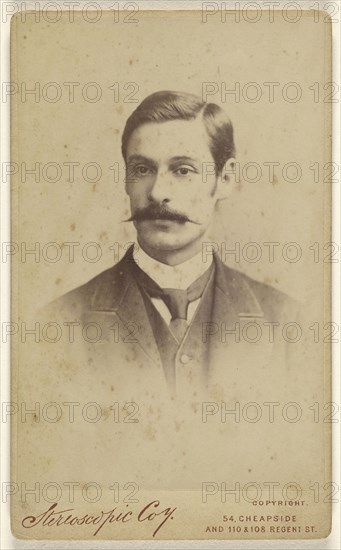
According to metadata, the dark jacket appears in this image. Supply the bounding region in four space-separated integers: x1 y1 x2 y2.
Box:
46 246 300 400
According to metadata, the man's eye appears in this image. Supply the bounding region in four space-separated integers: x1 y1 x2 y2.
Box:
135 165 151 176
174 166 195 176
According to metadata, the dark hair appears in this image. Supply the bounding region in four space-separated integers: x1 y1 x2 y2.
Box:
121 90 236 175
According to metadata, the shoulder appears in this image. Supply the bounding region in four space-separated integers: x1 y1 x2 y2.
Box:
218 260 300 322
244 271 299 319
42 255 131 319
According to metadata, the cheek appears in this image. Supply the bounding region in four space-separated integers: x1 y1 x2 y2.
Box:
187 176 217 198
189 179 217 206
126 183 147 202
181 176 217 199
188 199 216 225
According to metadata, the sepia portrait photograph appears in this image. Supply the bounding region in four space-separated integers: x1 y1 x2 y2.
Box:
6 1 336 543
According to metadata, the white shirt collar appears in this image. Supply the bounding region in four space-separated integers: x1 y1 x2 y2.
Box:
134 244 213 290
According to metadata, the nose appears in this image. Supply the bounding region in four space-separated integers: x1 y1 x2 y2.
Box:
148 172 172 203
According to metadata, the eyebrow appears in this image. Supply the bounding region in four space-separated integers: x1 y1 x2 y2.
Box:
169 156 200 164
127 154 200 165
126 154 156 166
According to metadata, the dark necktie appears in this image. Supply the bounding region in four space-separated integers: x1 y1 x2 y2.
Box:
132 262 214 343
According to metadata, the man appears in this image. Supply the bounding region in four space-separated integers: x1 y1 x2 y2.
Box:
49 90 299 401
33 90 311 490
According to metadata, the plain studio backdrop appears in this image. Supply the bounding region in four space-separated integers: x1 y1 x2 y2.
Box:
11 10 330 314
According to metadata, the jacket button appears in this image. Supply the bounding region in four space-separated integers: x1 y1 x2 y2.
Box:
180 354 191 364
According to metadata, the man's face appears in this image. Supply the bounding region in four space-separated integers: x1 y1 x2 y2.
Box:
125 117 224 256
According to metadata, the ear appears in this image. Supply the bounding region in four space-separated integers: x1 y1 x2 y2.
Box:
216 157 237 201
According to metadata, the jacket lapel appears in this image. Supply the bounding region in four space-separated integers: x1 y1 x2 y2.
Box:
115 277 162 367
208 256 273 388
211 254 265 325
84 247 162 368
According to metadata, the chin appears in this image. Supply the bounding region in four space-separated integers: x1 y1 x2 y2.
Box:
137 223 205 254
143 238 188 252
138 233 194 253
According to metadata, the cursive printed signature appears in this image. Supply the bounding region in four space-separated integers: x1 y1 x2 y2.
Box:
22 500 177 537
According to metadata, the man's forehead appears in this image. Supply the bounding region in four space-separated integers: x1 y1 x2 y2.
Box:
126 117 213 161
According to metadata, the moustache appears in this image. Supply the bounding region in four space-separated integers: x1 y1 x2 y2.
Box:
123 204 200 225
